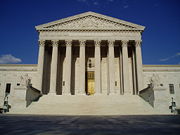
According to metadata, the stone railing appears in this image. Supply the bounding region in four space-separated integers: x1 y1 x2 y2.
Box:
26 84 42 107
139 84 154 107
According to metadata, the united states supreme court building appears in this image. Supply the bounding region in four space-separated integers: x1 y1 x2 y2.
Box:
0 12 180 115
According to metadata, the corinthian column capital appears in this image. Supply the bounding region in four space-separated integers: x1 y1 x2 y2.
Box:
39 40 45 47
52 40 59 47
121 40 129 47
94 40 101 47
79 40 86 47
107 40 115 47
65 40 72 47
135 40 142 47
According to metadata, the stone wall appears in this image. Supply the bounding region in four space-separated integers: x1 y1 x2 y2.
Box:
0 64 38 108
0 64 180 114
143 65 180 110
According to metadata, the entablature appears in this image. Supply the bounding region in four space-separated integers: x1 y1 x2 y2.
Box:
39 30 142 41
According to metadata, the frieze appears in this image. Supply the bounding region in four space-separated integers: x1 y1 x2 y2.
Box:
39 31 141 40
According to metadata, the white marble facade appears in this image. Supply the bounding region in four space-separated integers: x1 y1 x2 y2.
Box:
36 12 145 95
0 12 180 114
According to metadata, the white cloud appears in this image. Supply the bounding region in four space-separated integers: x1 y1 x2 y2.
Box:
93 1 99 5
123 5 129 8
159 52 180 62
0 54 22 64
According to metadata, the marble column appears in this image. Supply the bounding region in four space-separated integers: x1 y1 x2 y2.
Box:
79 40 86 94
119 47 123 94
49 40 58 94
135 40 144 93
132 47 137 95
122 40 130 94
65 40 72 94
95 40 101 94
37 40 45 92
108 40 115 94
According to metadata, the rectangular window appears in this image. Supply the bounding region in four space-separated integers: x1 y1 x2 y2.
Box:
5 83 11 93
169 84 175 94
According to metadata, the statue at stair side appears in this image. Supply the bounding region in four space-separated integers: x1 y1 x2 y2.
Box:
20 74 32 88
149 74 163 89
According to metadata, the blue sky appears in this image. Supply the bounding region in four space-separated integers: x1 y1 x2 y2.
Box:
0 0 179 65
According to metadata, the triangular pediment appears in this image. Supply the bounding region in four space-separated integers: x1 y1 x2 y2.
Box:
36 12 145 31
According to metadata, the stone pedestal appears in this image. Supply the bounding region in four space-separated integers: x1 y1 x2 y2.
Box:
153 87 170 114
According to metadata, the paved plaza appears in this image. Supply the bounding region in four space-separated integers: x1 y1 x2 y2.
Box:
0 115 180 135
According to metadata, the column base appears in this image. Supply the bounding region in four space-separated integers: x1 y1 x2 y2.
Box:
77 90 86 95
62 93 72 96
124 92 133 95
108 92 119 95
76 93 86 96
48 92 57 96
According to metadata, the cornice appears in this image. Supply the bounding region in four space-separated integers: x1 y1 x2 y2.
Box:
0 64 37 72
0 69 37 72
0 64 37 67
143 64 180 72
38 29 143 32
143 69 180 72
143 65 180 67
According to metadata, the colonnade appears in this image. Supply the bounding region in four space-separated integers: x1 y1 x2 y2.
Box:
37 39 143 95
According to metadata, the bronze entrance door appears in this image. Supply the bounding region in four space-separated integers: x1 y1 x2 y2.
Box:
86 71 95 95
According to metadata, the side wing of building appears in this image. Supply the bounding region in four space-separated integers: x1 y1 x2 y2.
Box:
0 64 38 107
143 65 180 109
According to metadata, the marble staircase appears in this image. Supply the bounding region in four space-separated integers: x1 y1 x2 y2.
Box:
9 94 164 115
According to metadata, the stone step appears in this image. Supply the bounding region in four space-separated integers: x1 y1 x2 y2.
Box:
9 95 159 115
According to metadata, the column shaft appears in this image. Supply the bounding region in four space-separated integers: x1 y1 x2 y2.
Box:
132 47 137 94
49 40 58 94
122 40 130 94
95 40 101 94
135 40 144 93
65 40 72 94
37 40 45 92
108 40 115 94
119 47 123 94
79 40 86 94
